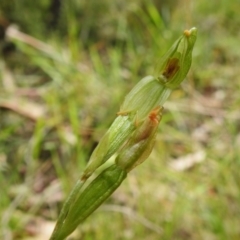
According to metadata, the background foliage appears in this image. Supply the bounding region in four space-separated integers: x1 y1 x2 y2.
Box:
0 0 240 239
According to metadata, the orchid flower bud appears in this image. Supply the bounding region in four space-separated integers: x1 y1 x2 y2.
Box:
116 106 163 172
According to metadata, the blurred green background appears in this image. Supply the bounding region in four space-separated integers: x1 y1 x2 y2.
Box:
0 0 240 239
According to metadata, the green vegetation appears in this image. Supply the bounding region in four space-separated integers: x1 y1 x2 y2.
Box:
0 1 240 240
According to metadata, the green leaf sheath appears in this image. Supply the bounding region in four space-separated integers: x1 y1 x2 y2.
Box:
52 164 127 240
49 180 85 240
82 115 136 179
120 76 171 119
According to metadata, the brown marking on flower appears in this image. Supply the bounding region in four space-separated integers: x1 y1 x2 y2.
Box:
162 58 180 80
148 106 162 126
